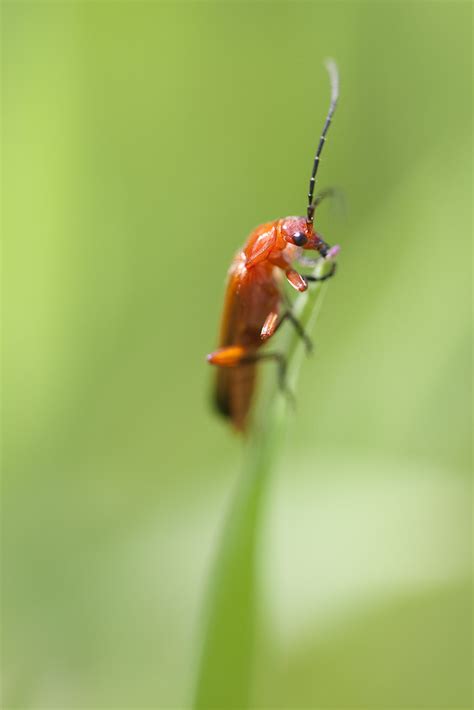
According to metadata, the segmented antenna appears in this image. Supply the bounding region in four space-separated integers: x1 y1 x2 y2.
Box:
307 59 339 224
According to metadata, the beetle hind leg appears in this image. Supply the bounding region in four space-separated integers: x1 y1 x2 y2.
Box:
207 346 295 407
257 351 295 409
206 345 249 367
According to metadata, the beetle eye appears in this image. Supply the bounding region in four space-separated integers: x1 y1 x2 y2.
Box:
292 232 307 247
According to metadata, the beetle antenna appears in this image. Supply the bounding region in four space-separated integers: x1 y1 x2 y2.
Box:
307 59 339 224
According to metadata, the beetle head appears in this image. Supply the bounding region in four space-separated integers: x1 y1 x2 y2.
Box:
280 216 331 256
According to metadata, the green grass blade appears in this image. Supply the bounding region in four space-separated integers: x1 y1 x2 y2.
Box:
193 255 338 709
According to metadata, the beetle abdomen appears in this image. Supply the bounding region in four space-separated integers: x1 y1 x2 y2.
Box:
212 254 280 431
214 362 257 431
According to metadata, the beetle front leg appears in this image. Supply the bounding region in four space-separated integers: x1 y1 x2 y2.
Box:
268 252 308 292
297 253 324 268
285 268 308 292
303 262 337 283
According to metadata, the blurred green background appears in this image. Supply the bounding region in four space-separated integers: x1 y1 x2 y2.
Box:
2 1 472 708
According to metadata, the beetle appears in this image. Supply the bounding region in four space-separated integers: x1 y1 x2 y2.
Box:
207 60 341 432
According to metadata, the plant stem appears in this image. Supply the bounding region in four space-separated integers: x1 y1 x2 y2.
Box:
193 255 338 709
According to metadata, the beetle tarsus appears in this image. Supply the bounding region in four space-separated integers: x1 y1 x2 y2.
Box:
265 352 295 409
303 262 337 283
278 311 313 354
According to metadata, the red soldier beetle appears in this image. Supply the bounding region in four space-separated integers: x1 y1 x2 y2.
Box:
207 60 341 432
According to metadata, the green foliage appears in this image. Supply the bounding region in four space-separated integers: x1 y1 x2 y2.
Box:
2 2 471 708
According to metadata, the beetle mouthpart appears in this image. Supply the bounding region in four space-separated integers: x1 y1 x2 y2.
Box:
326 244 341 260
317 240 329 258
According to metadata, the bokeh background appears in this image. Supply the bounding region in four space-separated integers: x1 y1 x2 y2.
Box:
2 1 472 708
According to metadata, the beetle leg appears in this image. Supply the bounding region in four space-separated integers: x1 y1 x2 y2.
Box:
268 252 308 293
260 311 279 340
261 310 313 354
206 345 249 367
256 351 295 407
297 253 324 268
280 312 313 353
286 268 308 292
207 346 294 405
303 262 337 284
